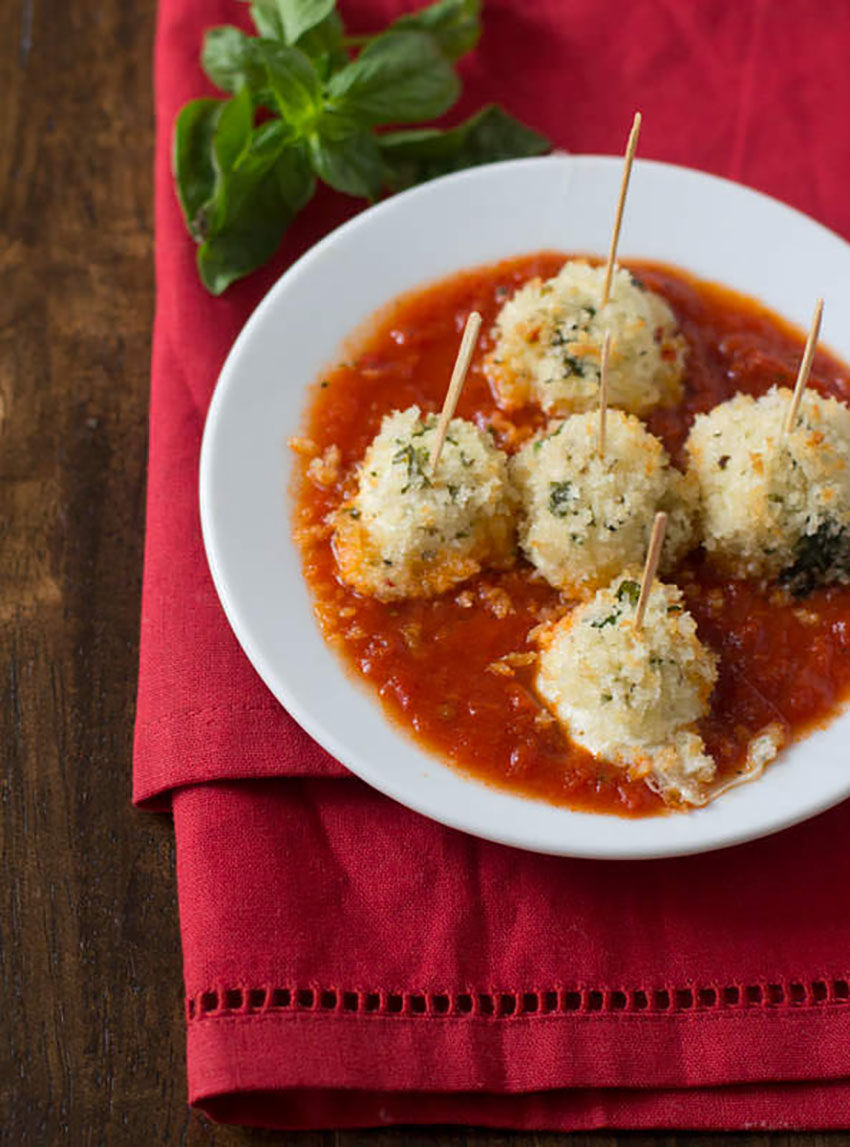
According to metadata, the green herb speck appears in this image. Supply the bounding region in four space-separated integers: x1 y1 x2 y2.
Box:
616 579 641 607
393 443 432 494
548 480 574 517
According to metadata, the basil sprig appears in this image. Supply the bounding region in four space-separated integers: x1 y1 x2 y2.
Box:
174 0 551 293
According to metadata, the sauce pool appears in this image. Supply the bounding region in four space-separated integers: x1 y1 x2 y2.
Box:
293 254 850 816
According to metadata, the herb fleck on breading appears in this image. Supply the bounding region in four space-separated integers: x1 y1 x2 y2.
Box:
392 443 432 494
781 520 850 597
548 480 575 517
615 579 641 607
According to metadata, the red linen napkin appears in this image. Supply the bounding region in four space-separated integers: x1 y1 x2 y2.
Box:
137 0 850 1129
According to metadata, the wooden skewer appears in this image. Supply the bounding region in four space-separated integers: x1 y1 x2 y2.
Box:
598 331 611 458
600 111 642 308
782 298 824 437
430 311 483 474
634 510 667 629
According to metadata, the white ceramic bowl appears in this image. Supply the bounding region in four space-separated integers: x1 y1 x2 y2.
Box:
200 155 850 859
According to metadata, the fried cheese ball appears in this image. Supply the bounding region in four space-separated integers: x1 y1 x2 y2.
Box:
535 573 718 806
511 410 697 596
333 406 517 601
685 386 850 592
484 260 687 417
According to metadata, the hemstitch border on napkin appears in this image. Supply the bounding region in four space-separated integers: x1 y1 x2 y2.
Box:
187 977 850 1022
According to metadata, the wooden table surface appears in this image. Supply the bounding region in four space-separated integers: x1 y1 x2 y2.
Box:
0 0 843 1143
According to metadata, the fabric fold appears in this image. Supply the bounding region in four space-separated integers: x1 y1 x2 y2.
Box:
170 780 850 1127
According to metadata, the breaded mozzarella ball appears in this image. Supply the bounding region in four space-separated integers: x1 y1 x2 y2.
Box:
686 386 850 592
333 406 517 601
536 573 718 806
511 409 697 596
484 260 687 417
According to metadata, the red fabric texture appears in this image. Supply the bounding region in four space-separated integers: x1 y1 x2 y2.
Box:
138 0 850 1129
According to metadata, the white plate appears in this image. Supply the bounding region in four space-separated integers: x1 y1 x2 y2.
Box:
200 155 850 859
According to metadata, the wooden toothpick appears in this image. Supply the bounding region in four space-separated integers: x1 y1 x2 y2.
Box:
782 298 824 437
634 511 667 630
600 112 642 308
430 311 482 474
598 331 611 458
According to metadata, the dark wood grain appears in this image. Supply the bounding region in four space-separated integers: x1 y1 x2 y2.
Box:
0 0 845 1144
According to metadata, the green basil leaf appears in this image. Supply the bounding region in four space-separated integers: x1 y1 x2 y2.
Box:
197 182 293 294
389 0 481 60
197 122 302 293
259 41 322 126
173 98 223 238
275 142 317 211
201 26 264 94
278 0 337 44
379 104 550 190
177 0 552 294
212 86 254 175
242 0 283 39
232 120 290 180
308 123 384 199
241 0 336 44
238 129 316 211
296 9 348 77
327 30 459 126
214 125 290 219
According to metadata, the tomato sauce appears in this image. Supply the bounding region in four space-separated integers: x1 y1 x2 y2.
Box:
293 254 850 816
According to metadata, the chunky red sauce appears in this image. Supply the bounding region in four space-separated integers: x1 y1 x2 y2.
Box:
293 254 850 816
